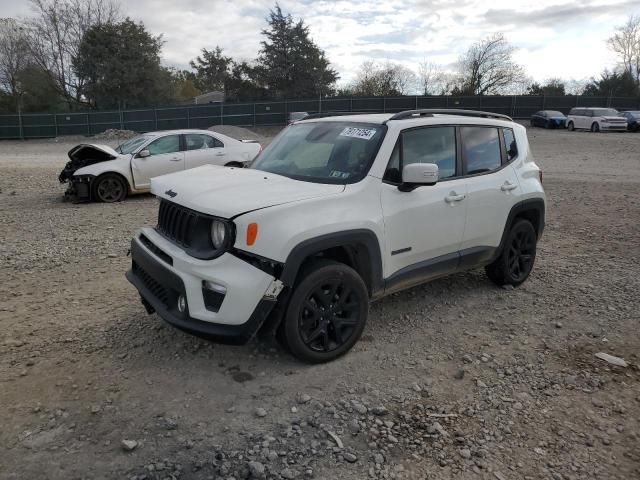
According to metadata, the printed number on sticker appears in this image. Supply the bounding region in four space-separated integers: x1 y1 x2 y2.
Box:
340 127 377 140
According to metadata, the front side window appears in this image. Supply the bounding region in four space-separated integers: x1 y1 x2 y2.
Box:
251 122 386 184
502 128 518 161
146 135 180 156
402 127 456 179
461 127 501 174
117 135 152 154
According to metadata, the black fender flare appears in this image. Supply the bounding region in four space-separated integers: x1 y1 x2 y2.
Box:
280 229 384 298
491 198 545 262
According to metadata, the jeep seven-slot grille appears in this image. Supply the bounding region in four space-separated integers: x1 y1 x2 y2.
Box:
157 200 198 247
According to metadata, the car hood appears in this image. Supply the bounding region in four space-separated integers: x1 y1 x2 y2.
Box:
59 143 127 183
150 165 345 218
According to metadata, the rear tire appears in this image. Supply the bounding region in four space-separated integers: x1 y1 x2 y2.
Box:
93 173 127 203
279 260 368 363
485 219 537 287
591 122 600 132
567 121 575 131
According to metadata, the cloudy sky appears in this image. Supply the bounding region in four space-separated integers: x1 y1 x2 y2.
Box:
3 0 637 86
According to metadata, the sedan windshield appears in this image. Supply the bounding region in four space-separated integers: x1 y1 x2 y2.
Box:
116 135 152 154
251 122 386 184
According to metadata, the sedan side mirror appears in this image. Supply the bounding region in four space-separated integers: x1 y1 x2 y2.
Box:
399 163 439 192
137 149 150 158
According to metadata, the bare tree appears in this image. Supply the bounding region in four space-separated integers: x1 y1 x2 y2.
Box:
607 14 640 86
456 33 526 95
350 60 416 96
24 0 120 108
0 18 31 108
417 60 446 95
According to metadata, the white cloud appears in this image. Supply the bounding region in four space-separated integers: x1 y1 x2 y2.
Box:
2 0 637 85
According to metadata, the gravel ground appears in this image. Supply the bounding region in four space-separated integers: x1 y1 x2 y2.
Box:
0 127 639 480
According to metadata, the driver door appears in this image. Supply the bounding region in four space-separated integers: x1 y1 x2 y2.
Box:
381 126 467 279
131 134 184 189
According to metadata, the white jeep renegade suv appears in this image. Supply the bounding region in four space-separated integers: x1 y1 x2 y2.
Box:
126 109 545 363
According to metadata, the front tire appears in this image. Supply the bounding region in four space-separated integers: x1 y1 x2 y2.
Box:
280 260 368 363
567 121 575 131
485 219 537 287
591 122 600 132
93 173 127 203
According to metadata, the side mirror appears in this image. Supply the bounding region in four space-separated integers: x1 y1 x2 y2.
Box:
137 149 150 158
399 163 439 192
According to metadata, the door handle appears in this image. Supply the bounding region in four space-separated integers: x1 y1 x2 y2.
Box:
501 182 518 192
445 192 466 203
170 157 181 162
215 152 226 156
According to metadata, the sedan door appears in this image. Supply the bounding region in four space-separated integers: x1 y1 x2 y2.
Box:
381 126 467 280
183 133 227 169
131 134 184 189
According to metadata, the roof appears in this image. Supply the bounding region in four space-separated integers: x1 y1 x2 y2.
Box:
194 91 225 104
298 110 515 126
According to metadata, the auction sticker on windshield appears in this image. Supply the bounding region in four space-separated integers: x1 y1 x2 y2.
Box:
340 127 377 140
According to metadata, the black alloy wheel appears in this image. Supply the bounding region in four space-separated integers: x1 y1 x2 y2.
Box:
506 226 536 283
94 174 127 203
485 219 537 287
280 260 368 363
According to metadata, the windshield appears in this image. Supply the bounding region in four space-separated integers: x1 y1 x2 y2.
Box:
116 135 152 154
592 108 619 117
626 111 640 117
545 111 564 117
251 122 386 184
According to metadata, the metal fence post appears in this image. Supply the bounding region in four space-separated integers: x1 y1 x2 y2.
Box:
284 100 287 125
383 97 386 113
187 107 191 128
318 95 322 113
53 113 58 138
119 107 124 130
18 109 23 140
510 96 516 118
415 96 418 109
350 97 353 113
253 103 256 126
154 108 158 129
221 103 224 126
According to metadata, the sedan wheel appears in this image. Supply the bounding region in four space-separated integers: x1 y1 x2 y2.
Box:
94 174 127 203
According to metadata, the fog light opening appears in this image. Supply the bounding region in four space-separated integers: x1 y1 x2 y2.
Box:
177 294 187 313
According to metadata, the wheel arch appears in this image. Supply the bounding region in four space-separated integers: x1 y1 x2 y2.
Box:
491 199 545 262
280 229 384 298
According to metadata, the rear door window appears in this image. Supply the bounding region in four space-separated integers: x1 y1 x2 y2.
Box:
461 127 501 175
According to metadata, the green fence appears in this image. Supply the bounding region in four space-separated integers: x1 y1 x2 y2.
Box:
1 95 639 139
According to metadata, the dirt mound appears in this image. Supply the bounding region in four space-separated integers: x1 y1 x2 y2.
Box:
208 125 264 142
92 128 137 140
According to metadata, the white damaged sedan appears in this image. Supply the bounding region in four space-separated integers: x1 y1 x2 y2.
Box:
58 129 262 202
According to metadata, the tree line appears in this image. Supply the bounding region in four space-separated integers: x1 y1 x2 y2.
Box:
0 1 639 114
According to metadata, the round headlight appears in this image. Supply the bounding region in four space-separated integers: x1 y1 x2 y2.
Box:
210 220 227 249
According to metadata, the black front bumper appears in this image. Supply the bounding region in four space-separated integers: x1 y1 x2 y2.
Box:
125 237 275 345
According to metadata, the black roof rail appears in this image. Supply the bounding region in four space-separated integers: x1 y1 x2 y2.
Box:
299 111 375 120
385 109 513 122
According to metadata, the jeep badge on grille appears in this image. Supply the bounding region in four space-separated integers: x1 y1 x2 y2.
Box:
165 189 177 198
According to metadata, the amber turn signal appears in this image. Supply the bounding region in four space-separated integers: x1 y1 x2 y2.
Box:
246 223 258 246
